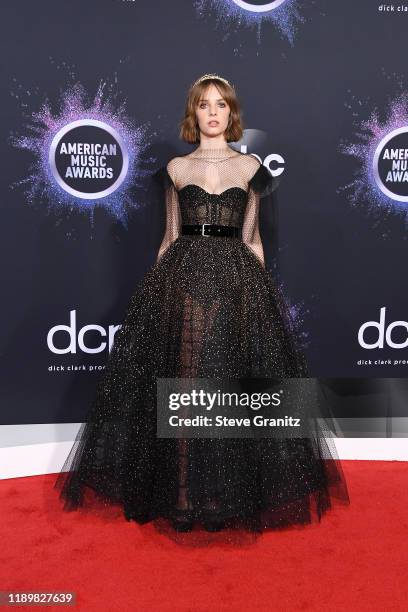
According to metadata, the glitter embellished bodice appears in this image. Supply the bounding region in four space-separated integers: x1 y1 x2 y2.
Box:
177 184 248 226
155 145 276 267
173 146 255 227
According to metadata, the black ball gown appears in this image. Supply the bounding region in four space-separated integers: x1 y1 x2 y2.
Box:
55 145 349 540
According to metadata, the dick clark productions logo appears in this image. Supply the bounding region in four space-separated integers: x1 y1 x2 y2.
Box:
49 119 129 199
373 126 408 202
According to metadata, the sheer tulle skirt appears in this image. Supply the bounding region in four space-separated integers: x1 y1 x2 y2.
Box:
55 235 350 542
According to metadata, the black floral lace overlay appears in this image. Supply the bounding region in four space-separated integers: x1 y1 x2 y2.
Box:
55 147 349 543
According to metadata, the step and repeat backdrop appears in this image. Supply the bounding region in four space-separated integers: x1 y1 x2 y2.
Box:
1 0 408 427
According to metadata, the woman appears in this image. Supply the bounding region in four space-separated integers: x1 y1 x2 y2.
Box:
55 73 349 539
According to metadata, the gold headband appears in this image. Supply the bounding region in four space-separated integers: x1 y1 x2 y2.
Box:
191 73 234 90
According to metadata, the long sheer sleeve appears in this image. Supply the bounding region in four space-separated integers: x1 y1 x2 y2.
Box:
154 160 181 263
243 162 275 269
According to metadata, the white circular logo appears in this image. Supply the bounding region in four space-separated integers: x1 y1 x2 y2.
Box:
231 0 287 12
49 119 129 200
373 126 408 202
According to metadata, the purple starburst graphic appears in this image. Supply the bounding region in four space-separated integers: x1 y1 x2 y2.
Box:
338 90 408 226
271 269 311 350
194 0 304 46
287 299 310 350
280 294 310 354
9 77 153 228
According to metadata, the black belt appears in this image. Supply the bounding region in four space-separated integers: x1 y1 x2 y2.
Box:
181 224 242 238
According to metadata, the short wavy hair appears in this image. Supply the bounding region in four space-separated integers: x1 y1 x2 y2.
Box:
179 77 243 144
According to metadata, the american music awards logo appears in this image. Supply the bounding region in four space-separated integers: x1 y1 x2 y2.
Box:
49 119 129 200
338 90 408 226
10 79 149 224
231 0 287 9
373 127 408 203
194 0 304 45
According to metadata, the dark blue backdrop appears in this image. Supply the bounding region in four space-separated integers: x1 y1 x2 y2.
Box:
1 0 407 424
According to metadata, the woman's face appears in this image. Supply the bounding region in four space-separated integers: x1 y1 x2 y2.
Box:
195 84 231 139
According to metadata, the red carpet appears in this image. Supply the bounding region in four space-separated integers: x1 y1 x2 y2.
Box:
1 460 407 611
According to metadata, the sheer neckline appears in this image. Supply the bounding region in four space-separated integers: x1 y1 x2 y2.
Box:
188 145 240 160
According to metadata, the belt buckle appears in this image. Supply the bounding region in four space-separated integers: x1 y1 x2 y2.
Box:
201 223 211 237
